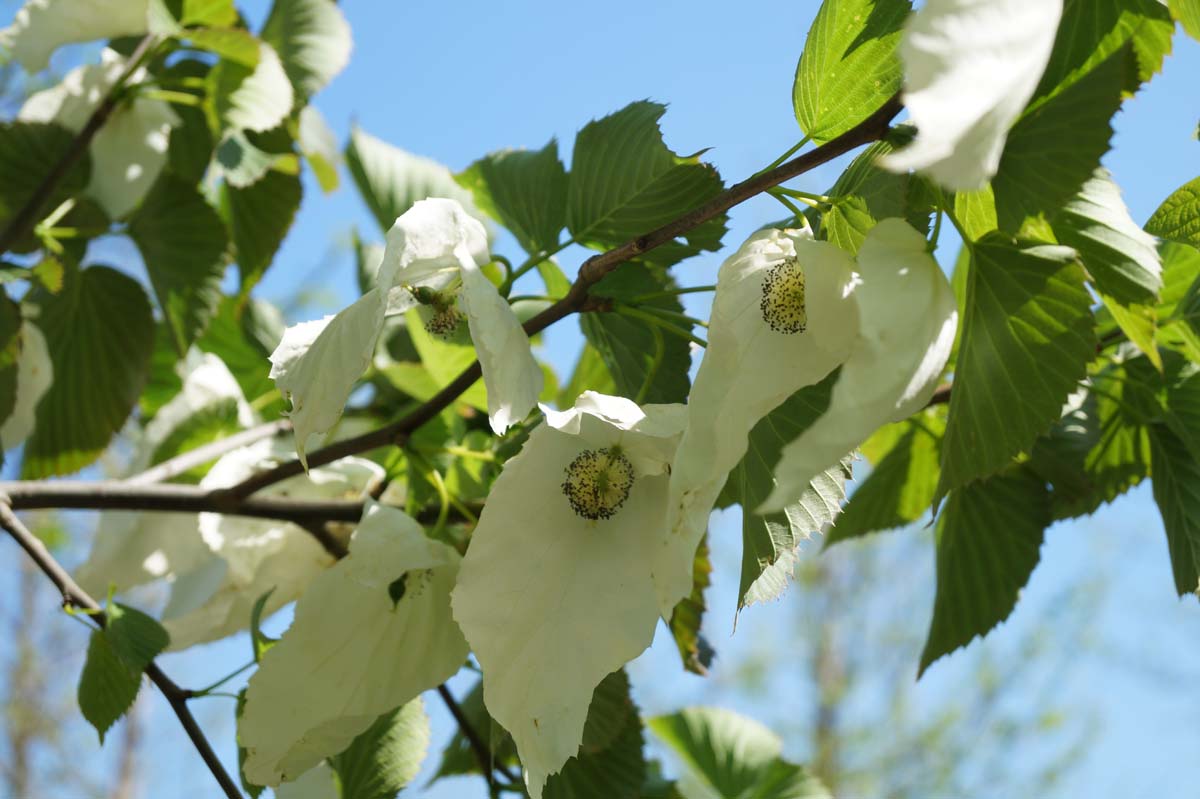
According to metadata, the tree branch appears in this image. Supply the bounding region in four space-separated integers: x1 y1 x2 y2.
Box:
0 501 245 799
228 93 905 499
436 684 519 787
0 34 159 256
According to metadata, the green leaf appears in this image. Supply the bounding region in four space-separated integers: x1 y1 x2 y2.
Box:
793 0 910 144
162 60 216 184
938 236 1096 498
329 699 430 799
649 707 830 799
406 309 489 412
1170 0 1200 40
1156 241 1200 362
543 670 645 799
580 263 692 404
1052 168 1162 304
0 295 22 454
1146 176 1200 249
0 122 90 252
668 536 713 676
128 174 229 353
196 297 282 409
221 169 303 298
1035 0 1173 102
953 185 998 241
828 410 944 546
920 469 1050 674
261 0 352 100
214 129 290 189
207 42 294 133
1149 424 1200 594
24 266 155 477
181 0 237 26
992 49 1127 232
820 134 934 254
725 371 850 608
184 27 262 66
346 126 484 235
456 139 568 255
566 101 726 266
297 106 340 193
78 603 169 743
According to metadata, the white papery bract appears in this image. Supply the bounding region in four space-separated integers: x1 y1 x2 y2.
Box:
0 0 149 72
0 321 52 450
452 392 686 799
880 0 1064 190
761 219 957 512
270 198 541 465
18 48 179 218
161 439 383 650
240 501 467 786
662 228 860 613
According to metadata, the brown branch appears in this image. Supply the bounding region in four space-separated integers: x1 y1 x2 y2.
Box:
228 93 905 499
436 684 518 787
0 34 159 256
125 419 291 486
0 502 244 799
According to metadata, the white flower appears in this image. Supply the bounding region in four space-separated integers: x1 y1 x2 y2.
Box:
880 0 1064 191
760 219 957 511
451 392 686 799
162 438 384 650
0 320 52 451
0 0 150 73
240 501 466 786
662 227 860 612
18 48 179 219
270 198 542 466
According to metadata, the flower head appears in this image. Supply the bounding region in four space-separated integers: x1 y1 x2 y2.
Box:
18 48 179 218
270 198 541 465
451 392 686 798
880 0 1064 190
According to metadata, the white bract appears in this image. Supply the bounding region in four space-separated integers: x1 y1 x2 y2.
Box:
0 321 52 450
0 0 150 72
163 439 383 650
880 0 1064 190
18 48 179 219
240 501 467 786
452 392 686 799
761 219 957 511
663 227 860 612
270 198 541 466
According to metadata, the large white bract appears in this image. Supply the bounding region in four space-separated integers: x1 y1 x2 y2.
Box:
18 48 179 219
239 501 467 786
0 321 52 451
761 219 958 511
0 0 150 73
880 0 1064 190
663 226 860 613
269 197 542 466
451 392 686 799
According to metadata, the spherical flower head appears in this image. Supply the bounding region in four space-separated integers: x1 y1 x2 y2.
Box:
451 392 686 799
759 256 808 334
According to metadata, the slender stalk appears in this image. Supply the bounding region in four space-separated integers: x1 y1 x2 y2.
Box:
436 684 519 786
0 502 244 799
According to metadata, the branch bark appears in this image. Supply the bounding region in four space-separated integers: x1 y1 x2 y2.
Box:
0 502 245 799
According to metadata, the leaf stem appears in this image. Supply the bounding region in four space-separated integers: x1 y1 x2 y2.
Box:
757 134 812 175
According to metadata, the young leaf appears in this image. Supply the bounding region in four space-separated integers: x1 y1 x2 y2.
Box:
1149 424 1200 594
1156 242 1200 362
649 707 830 799
938 236 1096 499
261 0 353 101
329 699 431 799
184 27 262 67
23 266 155 478
1145 176 1200 250
793 0 910 144
128 174 229 353
207 42 295 133
992 49 1126 231
345 126 484 234
920 469 1049 674
456 139 568 255
221 169 303 298
566 101 726 266
580 263 692 404
668 535 713 675
77 603 170 743
1170 0 1200 41
1052 168 1163 304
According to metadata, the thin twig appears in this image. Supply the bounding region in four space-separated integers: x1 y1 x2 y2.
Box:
0 502 244 799
437 684 519 786
228 94 905 499
125 419 291 485
0 35 159 256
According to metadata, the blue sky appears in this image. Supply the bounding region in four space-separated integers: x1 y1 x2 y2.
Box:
5 1 1200 797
